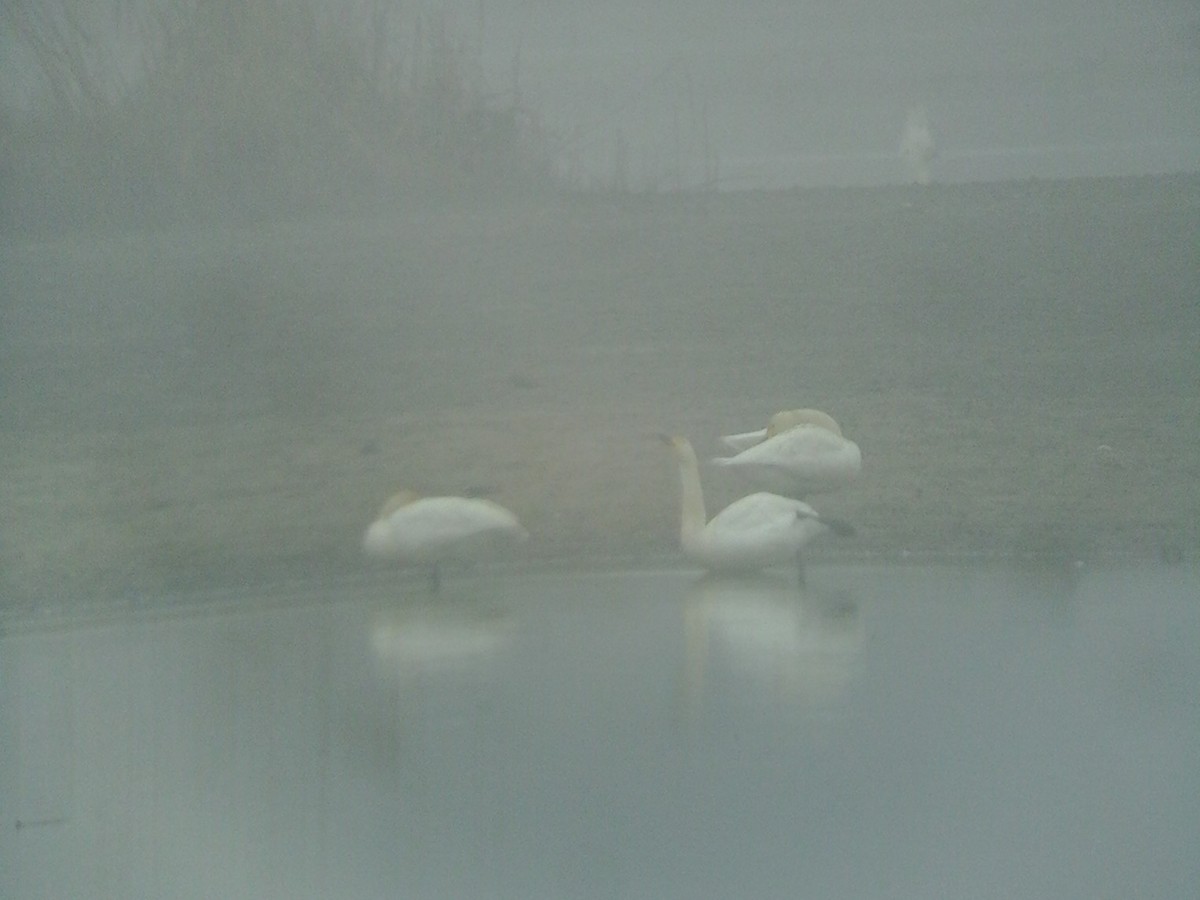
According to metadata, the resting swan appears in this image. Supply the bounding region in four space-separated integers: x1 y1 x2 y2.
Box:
712 418 861 498
363 490 528 591
719 408 845 453
662 434 853 576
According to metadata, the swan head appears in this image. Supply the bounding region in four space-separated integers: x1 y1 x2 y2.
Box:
659 433 703 465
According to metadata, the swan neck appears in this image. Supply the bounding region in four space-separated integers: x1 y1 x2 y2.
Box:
673 439 708 543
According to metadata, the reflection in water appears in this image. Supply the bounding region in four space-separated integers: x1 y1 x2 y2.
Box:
683 572 863 713
370 600 515 677
4 567 1197 899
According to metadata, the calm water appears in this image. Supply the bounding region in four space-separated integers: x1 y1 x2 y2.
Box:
3 564 1198 899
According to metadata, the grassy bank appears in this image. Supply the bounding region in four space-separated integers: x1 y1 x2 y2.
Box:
2 174 1198 605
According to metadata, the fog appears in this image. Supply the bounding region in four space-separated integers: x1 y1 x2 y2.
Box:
457 0 1200 187
2 2 1200 602
3 7 1200 895
2 1 1199 229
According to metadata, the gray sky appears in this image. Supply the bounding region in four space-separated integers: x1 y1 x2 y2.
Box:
2 1 1196 188
449 0 1200 186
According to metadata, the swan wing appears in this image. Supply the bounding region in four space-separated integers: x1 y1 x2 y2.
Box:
742 425 856 464
377 497 526 560
719 428 768 452
416 497 525 540
721 410 843 452
706 493 814 537
712 426 861 492
688 494 818 570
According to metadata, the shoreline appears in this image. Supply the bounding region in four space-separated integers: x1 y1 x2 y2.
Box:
2 173 1197 606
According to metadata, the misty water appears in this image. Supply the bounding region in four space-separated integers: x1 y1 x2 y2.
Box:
3 563 1198 899
3 2 1198 897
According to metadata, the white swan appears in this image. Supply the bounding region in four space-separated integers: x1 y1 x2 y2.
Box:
711 420 862 499
719 408 844 453
662 434 853 575
363 490 528 591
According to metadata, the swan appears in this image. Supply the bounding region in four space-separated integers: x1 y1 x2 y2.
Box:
719 408 844 453
362 489 528 591
711 420 862 498
662 434 853 576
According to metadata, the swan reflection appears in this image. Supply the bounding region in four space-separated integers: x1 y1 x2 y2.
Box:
683 572 863 711
370 601 515 677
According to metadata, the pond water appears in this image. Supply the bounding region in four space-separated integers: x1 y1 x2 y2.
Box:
2 564 1197 899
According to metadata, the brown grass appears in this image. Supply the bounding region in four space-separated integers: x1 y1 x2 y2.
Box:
2 175 1198 605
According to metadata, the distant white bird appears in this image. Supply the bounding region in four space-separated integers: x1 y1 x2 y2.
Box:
713 420 862 499
363 490 528 591
662 434 853 576
900 105 937 185
720 408 845 453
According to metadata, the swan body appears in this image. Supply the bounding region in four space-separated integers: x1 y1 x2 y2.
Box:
363 490 527 589
712 422 862 498
719 408 844 453
662 435 852 574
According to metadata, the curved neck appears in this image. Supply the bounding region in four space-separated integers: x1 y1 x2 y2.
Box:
671 437 708 545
